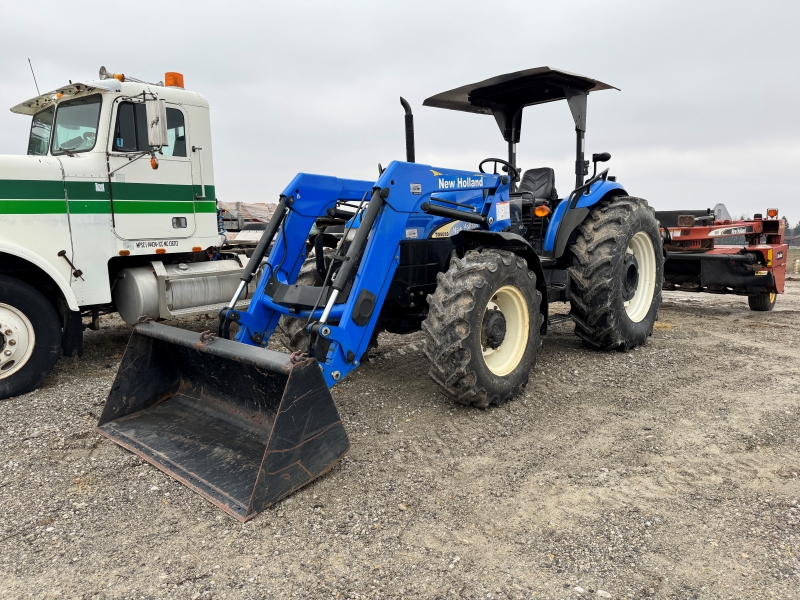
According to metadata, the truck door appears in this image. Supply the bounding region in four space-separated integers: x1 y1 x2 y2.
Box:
107 100 196 240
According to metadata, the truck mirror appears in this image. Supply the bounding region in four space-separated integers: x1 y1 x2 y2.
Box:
145 98 168 148
592 152 611 163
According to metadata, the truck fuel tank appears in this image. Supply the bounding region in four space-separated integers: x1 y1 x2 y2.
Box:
114 259 254 324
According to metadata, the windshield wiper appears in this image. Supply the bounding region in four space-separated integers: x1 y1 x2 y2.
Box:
57 146 77 157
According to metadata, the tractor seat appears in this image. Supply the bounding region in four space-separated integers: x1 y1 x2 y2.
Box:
518 168 558 203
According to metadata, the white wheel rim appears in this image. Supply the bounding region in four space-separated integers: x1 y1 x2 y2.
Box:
481 285 529 376
0 303 36 379
624 231 657 323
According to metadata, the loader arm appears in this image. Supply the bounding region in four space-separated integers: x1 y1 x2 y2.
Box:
226 162 511 387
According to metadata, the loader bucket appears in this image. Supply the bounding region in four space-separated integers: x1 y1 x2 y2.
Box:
96 322 349 522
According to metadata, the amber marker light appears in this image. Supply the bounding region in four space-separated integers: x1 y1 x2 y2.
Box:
150 156 159 170
534 205 551 218
767 208 778 218
118 250 130 256
165 72 185 88
192 246 202 252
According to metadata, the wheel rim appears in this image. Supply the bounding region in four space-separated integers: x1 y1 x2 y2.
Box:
624 231 657 323
0 303 36 379
769 292 776 303
481 285 529 376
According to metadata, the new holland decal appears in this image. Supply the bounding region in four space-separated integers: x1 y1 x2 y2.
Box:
708 225 753 237
437 176 484 190
431 221 480 239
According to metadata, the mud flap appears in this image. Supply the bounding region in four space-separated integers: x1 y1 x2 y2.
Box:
96 322 349 522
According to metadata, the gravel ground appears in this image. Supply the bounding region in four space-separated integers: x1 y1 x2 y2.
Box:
1 281 799 599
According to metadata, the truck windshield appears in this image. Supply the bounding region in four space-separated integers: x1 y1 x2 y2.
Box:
51 94 102 155
27 106 55 156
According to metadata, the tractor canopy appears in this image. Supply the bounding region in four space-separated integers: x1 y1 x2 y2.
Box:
423 66 617 142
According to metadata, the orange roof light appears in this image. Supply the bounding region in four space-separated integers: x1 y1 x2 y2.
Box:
767 208 778 218
165 72 185 88
113 73 125 82
534 205 551 218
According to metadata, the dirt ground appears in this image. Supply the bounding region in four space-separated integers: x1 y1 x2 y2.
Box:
1 280 799 599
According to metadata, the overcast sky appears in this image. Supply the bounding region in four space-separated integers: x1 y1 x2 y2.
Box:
2 0 798 226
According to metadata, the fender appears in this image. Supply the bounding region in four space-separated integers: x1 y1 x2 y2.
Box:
544 179 627 258
0 240 79 311
451 229 550 332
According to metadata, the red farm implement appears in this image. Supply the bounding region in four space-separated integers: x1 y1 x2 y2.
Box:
656 207 787 311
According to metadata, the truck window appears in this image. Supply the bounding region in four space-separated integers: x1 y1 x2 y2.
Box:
51 94 102 156
112 102 149 153
161 108 187 157
113 104 186 157
28 106 54 156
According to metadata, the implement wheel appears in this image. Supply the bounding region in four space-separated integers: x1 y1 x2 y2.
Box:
748 291 776 312
0 275 62 400
423 249 541 408
568 197 663 351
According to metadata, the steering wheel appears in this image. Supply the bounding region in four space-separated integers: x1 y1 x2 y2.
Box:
478 158 519 182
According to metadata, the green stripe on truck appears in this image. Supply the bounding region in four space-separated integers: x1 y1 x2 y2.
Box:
0 179 216 214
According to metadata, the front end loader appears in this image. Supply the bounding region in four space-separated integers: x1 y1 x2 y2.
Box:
98 67 664 521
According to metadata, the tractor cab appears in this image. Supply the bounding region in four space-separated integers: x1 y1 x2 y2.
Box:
423 67 618 252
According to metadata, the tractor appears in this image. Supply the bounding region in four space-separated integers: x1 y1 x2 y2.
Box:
98 67 664 521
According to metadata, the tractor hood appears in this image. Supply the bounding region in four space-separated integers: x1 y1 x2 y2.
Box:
423 66 618 142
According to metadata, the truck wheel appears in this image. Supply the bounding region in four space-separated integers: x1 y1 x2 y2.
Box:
423 249 541 408
0 275 62 400
568 197 663 351
748 291 776 311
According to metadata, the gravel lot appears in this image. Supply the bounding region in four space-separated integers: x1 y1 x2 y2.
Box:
1 280 799 599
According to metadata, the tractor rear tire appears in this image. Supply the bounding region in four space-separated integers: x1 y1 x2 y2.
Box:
0 275 62 400
423 249 541 408
568 197 663 351
748 291 776 311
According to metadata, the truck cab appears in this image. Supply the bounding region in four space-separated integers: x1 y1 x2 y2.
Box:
0 68 247 400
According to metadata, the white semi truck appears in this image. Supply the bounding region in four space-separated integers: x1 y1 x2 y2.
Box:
0 67 256 399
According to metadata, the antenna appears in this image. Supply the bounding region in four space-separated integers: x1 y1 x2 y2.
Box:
27 58 40 95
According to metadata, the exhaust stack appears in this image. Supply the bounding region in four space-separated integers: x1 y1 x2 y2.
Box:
400 97 415 163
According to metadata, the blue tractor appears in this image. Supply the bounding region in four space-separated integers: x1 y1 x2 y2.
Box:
98 67 664 521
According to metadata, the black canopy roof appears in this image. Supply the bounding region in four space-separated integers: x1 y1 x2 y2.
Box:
423 67 618 142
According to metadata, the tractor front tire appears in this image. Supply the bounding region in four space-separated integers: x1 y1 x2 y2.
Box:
568 197 663 351
748 291 776 311
278 255 326 353
0 275 62 400
423 249 541 408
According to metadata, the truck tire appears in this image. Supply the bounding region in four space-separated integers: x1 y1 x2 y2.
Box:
0 275 62 400
568 197 663 351
748 291 776 311
423 249 541 408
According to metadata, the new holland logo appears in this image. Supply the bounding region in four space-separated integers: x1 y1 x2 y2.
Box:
708 226 752 237
430 169 442 176
438 176 484 190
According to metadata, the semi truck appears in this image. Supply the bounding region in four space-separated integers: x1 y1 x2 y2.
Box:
0 67 255 399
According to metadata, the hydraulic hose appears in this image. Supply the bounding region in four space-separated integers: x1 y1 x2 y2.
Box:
227 198 287 310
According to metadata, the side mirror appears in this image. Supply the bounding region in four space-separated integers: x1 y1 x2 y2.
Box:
592 152 611 163
145 98 168 148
